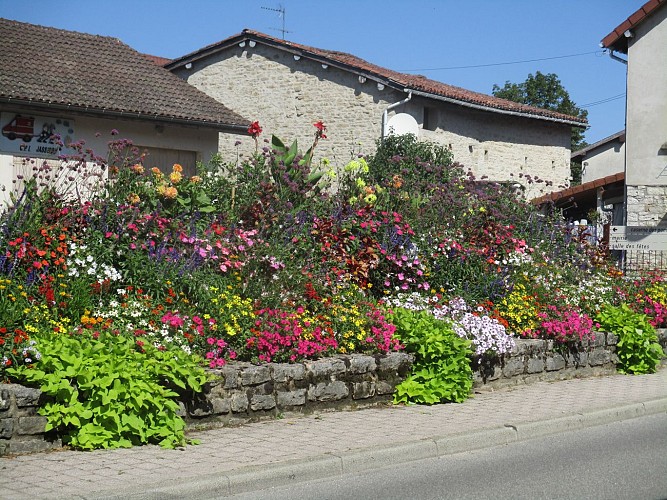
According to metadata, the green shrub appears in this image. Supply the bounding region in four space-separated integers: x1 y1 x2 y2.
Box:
8 331 208 449
596 303 663 374
391 307 473 404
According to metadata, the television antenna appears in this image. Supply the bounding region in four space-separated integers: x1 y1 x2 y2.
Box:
262 4 291 39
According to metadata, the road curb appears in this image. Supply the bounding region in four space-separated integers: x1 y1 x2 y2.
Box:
87 397 667 499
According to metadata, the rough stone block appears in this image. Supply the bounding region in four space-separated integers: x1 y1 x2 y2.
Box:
377 352 412 374
250 394 276 411
271 363 306 383
17 416 47 435
348 355 377 375
0 388 10 411
241 365 271 386
12 386 42 407
230 392 249 413
502 357 525 377
352 381 376 400
277 389 307 407
376 380 396 395
7 437 60 455
606 332 618 346
566 350 588 368
306 358 347 380
526 357 545 374
220 366 241 389
588 349 611 366
308 381 349 402
0 418 13 438
589 334 605 348
546 354 566 372
211 397 231 415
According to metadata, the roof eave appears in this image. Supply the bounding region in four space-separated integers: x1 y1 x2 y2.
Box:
0 97 251 134
407 88 587 128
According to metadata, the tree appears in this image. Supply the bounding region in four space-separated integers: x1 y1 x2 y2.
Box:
492 72 588 184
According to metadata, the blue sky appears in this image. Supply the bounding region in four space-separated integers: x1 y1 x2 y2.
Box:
0 0 638 146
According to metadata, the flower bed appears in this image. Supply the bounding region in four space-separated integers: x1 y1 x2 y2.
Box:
2 126 666 452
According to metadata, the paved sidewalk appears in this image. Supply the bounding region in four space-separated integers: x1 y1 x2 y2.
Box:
2 368 667 499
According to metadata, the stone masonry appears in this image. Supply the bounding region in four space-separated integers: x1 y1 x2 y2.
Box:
2 331 665 456
174 43 571 199
626 185 667 226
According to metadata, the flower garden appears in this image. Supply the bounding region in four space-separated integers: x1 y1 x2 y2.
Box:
1 123 665 449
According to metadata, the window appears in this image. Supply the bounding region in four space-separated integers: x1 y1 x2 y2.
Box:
423 107 438 131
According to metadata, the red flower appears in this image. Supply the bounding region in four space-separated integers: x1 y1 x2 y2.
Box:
313 121 327 139
248 121 262 138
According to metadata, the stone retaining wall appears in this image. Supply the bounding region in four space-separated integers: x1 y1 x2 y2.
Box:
0 385 60 456
2 330 666 456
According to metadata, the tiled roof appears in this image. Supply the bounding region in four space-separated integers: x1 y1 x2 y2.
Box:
531 172 625 205
167 29 588 127
143 54 173 66
0 18 249 131
601 0 666 53
571 130 625 161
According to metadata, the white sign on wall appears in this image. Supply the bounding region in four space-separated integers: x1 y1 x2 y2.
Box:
609 225 667 251
0 113 76 158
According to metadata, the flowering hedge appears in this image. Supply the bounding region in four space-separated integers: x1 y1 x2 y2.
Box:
1 125 665 383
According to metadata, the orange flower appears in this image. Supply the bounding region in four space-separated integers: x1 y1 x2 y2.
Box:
172 163 183 173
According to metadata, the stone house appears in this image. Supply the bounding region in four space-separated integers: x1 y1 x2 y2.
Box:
165 30 587 199
601 0 667 227
0 18 249 205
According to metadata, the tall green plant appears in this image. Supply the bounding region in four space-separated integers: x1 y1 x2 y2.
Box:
596 304 663 374
391 307 473 404
8 331 208 449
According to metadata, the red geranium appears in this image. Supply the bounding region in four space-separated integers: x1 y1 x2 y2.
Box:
247 121 262 138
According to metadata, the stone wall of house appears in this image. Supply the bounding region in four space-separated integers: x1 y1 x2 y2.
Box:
4 333 664 456
626 185 667 226
174 43 571 199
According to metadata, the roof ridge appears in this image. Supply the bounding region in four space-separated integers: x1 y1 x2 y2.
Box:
169 28 587 126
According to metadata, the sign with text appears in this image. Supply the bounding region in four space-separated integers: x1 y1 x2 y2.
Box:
609 226 667 251
0 113 76 158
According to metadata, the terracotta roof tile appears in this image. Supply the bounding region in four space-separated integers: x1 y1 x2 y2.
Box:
0 18 249 130
601 0 666 52
532 172 625 205
167 29 587 127
143 54 173 66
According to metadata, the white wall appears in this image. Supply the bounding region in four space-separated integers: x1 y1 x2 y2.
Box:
0 108 221 206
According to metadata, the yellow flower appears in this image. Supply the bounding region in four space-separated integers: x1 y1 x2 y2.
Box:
169 171 183 184
127 193 140 204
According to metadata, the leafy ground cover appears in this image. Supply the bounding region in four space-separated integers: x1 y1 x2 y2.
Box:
1 123 665 447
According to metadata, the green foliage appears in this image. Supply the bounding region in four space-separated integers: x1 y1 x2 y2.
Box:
492 71 588 151
8 331 208 449
596 304 663 375
391 307 473 404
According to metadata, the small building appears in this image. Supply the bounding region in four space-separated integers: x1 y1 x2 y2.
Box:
572 130 625 184
0 18 249 205
165 30 587 199
601 0 667 228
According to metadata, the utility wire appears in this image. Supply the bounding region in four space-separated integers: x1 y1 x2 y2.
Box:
580 93 626 108
397 50 602 72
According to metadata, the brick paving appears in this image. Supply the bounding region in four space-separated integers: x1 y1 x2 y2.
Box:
1 369 666 499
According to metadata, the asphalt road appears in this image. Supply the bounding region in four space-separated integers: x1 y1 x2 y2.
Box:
228 413 667 500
